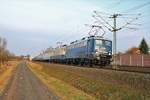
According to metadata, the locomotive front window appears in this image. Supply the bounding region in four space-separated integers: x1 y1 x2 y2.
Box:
95 40 102 47
104 40 111 47
95 39 112 53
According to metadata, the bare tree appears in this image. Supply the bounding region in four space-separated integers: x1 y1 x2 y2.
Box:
0 37 2 68
0 36 12 68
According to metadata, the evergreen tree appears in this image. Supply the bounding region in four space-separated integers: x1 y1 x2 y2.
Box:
139 38 149 54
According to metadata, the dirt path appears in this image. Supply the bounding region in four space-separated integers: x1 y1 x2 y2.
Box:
0 61 59 100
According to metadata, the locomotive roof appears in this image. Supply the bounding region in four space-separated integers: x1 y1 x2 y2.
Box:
70 35 111 45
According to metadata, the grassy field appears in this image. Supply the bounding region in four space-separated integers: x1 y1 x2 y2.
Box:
28 62 150 100
28 62 95 100
0 61 19 95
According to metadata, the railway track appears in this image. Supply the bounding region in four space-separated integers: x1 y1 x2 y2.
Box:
34 61 150 74
87 65 150 74
110 66 150 74
84 65 150 74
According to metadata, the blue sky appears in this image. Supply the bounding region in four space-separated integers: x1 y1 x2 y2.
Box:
0 0 150 56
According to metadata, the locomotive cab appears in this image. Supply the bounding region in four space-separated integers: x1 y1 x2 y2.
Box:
87 36 112 65
94 39 112 56
94 38 112 65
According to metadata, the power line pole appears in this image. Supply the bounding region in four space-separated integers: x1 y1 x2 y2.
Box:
93 11 141 69
112 14 117 69
110 14 121 69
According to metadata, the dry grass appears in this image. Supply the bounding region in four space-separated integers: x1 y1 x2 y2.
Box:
0 61 19 95
29 62 150 100
28 62 95 100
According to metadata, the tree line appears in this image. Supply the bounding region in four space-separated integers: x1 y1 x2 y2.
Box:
0 36 14 68
126 38 149 54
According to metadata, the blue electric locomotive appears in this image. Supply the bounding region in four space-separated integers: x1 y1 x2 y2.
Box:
65 36 112 65
33 35 112 66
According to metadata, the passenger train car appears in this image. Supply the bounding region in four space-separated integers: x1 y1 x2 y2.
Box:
33 36 112 66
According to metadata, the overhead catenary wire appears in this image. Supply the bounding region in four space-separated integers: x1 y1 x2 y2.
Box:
119 16 140 30
93 10 111 15
122 1 150 13
92 10 141 69
94 11 114 29
109 0 124 8
92 15 112 31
